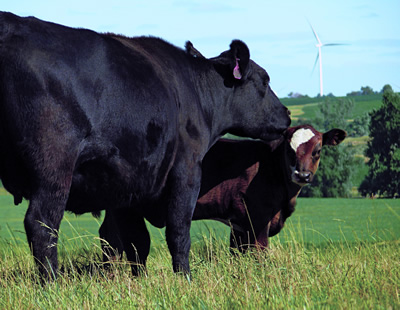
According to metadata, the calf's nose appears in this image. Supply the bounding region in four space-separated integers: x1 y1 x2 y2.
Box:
295 170 312 183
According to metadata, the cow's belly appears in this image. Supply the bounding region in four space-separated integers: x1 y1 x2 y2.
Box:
66 137 177 215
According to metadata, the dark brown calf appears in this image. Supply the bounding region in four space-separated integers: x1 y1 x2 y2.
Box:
100 124 346 259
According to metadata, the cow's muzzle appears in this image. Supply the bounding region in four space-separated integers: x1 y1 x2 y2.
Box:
293 170 313 185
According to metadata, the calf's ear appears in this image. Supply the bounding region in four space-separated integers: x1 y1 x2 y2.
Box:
323 129 347 146
229 40 250 80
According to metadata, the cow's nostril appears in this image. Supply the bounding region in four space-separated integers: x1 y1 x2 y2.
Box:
287 109 291 116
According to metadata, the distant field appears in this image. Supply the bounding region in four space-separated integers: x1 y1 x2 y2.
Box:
281 94 383 121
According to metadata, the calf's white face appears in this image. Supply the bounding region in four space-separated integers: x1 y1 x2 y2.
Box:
289 128 315 153
285 125 347 186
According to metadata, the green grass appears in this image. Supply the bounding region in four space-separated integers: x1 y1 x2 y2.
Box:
1 237 398 309
277 198 400 245
0 193 399 308
2 196 399 248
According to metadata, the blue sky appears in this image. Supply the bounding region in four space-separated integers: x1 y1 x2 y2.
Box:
2 0 400 97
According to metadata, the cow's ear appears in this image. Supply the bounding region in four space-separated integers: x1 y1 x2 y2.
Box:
185 41 205 58
322 129 347 146
212 40 250 86
229 40 250 80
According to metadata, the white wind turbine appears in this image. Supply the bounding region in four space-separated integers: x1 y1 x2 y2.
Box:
309 23 346 96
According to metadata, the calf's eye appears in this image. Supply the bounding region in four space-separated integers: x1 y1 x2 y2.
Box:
313 149 321 157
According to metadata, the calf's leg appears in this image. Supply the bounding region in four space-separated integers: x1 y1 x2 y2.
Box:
230 229 254 253
230 224 270 252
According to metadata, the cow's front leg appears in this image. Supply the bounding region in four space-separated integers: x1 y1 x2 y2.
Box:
165 165 201 275
24 190 66 281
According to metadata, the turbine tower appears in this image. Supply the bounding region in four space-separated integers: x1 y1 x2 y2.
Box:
309 23 346 96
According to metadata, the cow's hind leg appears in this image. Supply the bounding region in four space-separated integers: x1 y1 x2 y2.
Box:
24 189 67 281
111 209 150 276
124 215 150 276
22 134 77 281
99 209 125 263
99 208 152 276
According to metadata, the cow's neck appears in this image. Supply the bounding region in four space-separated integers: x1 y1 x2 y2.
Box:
192 70 240 149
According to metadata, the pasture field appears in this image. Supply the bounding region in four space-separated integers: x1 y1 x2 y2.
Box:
281 94 383 121
0 192 399 309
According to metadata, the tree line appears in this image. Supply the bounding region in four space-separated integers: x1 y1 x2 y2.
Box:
287 84 393 99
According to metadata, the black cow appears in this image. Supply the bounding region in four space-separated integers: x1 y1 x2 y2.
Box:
0 12 290 279
100 125 346 257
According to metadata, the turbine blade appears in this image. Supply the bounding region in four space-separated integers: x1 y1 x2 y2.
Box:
323 43 348 47
311 53 319 75
307 20 322 44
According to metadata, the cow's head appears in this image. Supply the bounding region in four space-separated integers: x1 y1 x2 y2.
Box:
285 125 347 186
188 40 291 142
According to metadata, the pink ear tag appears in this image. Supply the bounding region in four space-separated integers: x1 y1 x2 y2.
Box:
233 58 242 79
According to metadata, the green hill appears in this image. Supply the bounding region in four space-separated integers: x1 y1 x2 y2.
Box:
281 94 382 121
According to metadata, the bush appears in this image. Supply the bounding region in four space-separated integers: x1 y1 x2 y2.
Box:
359 89 400 197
